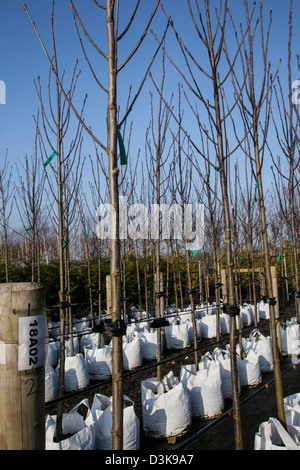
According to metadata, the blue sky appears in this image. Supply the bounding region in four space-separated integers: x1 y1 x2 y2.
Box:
0 0 299 233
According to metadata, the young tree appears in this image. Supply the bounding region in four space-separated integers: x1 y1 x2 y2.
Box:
0 152 14 282
24 1 86 441
15 124 46 282
230 0 285 427
269 0 300 326
158 0 248 449
25 0 167 449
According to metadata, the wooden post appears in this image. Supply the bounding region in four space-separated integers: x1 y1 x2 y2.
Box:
259 267 266 297
106 275 112 318
271 266 282 357
156 273 163 382
0 282 46 450
221 269 228 304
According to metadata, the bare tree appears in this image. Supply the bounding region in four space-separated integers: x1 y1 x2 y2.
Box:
230 0 285 427
269 0 300 326
158 0 249 449
0 152 14 282
24 1 86 441
145 58 173 379
25 0 167 449
15 123 45 282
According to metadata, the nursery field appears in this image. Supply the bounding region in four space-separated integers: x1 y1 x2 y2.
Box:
1 0 300 453
44 299 300 451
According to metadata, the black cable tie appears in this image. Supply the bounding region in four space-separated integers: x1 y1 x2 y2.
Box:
214 283 223 289
150 317 170 328
222 304 240 317
155 292 168 298
262 296 277 306
187 288 198 295
92 319 127 337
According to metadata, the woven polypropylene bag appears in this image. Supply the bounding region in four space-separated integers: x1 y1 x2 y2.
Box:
141 373 191 438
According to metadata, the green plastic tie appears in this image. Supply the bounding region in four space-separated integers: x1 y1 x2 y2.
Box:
44 150 57 167
117 125 127 165
188 247 199 257
25 226 33 233
278 252 282 262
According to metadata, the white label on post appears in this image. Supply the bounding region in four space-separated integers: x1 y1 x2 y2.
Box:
18 315 45 370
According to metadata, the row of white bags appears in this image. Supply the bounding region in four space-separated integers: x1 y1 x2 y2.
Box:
179 346 261 421
141 331 271 439
46 340 140 401
46 330 162 401
46 326 272 401
46 394 140 450
48 317 94 340
255 393 300 450
46 328 274 443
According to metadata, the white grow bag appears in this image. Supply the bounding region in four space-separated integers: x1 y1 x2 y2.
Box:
186 319 202 343
180 360 224 418
211 348 241 400
237 349 262 387
139 328 162 360
58 353 90 392
91 394 140 450
248 329 273 372
240 305 253 327
84 345 112 380
65 335 80 356
72 317 91 334
195 304 206 319
200 314 219 339
80 331 104 351
243 303 258 324
48 321 60 340
219 313 230 334
45 364 59 402
141 371 191 439
45 399 95 450
165 322 190 350
257 300 270 319
122 334 143 370
281 320 300 356
254 417 299 450
46 341 59 367
284 393 300 444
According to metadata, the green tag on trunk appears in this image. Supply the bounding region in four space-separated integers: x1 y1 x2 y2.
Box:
117 128 127 165
44 150 57 167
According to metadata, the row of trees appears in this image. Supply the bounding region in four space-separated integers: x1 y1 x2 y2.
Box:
1 0 299 450
0 172 298 309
